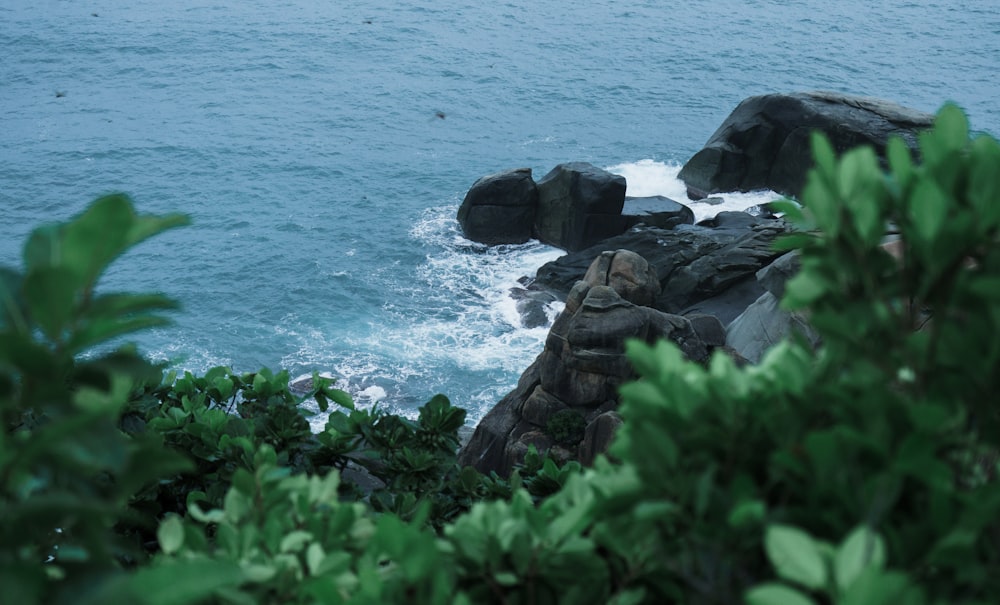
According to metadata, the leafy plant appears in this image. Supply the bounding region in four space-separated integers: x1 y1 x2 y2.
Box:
545 409 586 447
614 104 1000 603
0 195 194 602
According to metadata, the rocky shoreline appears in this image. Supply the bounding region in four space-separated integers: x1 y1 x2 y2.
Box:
455 91 935 476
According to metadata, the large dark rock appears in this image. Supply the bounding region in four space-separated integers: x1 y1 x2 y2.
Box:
534 162 627 252
457 250 709 476
457 168 538 245
526 214 789 324
678 91 934 199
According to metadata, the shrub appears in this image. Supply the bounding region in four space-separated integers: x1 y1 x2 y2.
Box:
615 104 1000 604
0 195 194 601
545 409 586 447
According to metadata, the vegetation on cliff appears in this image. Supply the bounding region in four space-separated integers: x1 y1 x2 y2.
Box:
1 104 998 604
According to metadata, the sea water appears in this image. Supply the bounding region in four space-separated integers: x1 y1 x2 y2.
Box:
2 0 998 422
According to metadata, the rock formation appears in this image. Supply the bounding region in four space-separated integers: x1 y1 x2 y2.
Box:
456 162 694 251
456 250 712 476
457 92 936 475
526 213 789 325
678 91 934 199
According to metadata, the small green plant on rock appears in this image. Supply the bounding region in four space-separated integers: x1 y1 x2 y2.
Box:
545 408 587 447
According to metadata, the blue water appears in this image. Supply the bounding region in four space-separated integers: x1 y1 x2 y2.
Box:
2 0 998 421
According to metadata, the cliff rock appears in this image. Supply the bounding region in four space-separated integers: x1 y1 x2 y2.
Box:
457 250 710 476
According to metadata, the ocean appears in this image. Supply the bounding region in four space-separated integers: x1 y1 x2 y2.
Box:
2 0 998 422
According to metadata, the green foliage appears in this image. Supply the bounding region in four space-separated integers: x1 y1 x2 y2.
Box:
0 195 193 602
153 444 456 604
748 524 919 605
613 104 1000 603
545 408 586 447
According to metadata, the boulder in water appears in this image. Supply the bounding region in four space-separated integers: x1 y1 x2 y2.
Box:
457 168 538 245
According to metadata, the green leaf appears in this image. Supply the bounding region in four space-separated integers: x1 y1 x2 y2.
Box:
694 466 716 519
834 526 886 592
934 103 970 153
969 273 1000 300
617 381 666 412
908 179 948 243
188 501 225 524
781 270 828 309
23 224 64 273
623 338 662 380
85 292 179 319
728 499 767 529
252 372 269 395
281 530 314 553
607 588 648 605
9 411 124 476
22 267 77 341
811 131 837 178
0 566 44 605
906 402 952 432
125 211 191 251
801 178 839 236
839 568 918 605
94 560 245 605
212 375 235 400
764 525 828 590
886 136 914 188
223 489 253 522
772 232 818 253
494 571 519 587
67 316 173 353
306 543 325 575
968 134 1000 228
59 194 134 289
0 266 28 333
841 149 884 244
836 146 876 201
769 199 806 224
157 515 185 555
745 583 818 605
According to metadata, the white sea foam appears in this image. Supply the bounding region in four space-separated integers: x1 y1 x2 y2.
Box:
141 339 234 376
398 206 563 415
605 159 783 222
279 207 565 426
